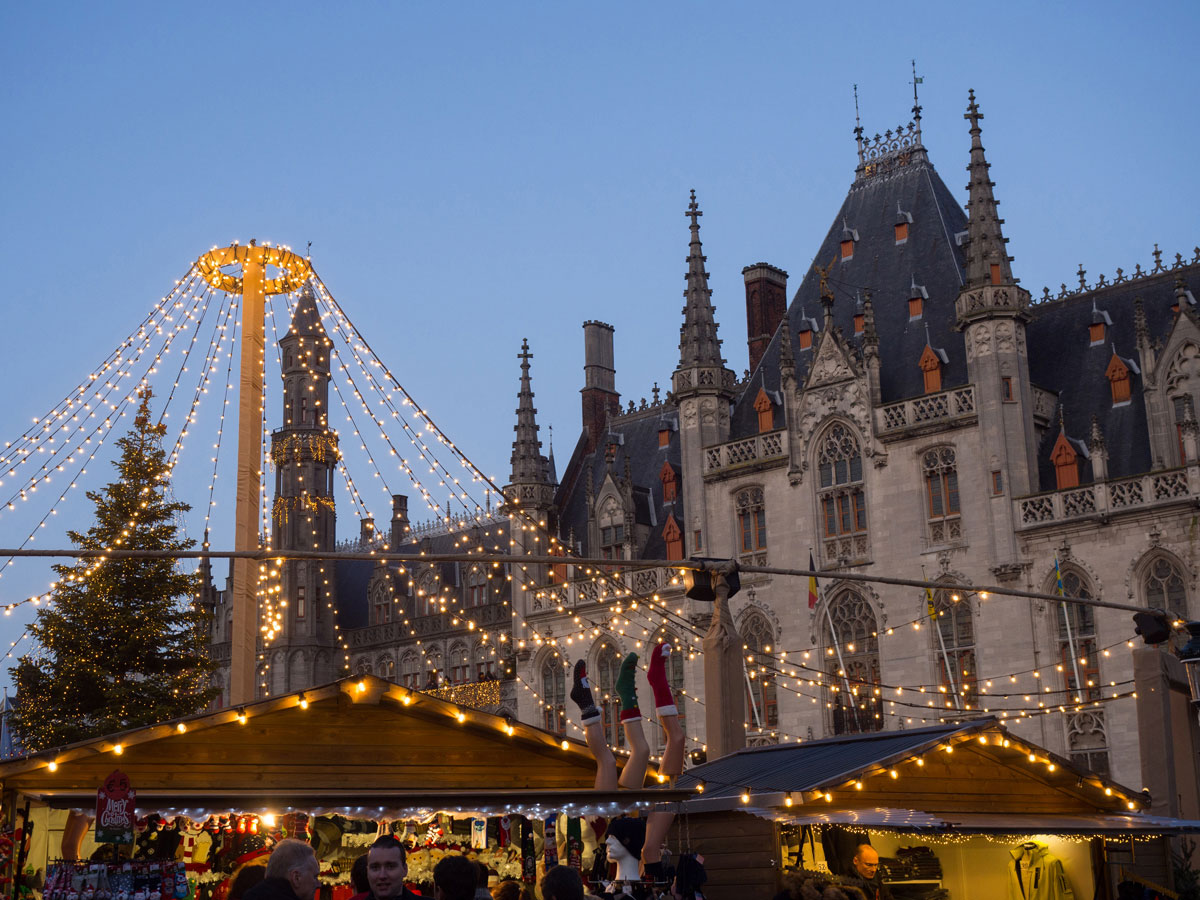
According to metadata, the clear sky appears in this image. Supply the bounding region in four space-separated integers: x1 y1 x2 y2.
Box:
1 2 1197 687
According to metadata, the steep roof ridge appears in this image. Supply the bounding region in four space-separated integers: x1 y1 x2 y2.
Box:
287 280 327 337
677 190 726 368
1033 249 1200 306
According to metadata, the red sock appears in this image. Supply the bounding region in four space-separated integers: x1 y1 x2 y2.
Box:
647 642 677 716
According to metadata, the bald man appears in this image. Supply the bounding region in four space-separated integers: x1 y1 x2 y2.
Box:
849 845 892 900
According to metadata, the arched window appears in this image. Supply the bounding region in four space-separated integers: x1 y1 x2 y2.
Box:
741 612 778 732
424 648 443 689
922 447 961 545
400 651 420 688
1143 556 1189 653
595 644 626 750
541 657 566 734
355 658 372 677
817 424 868 562
449 642 470 684
417 569 441 616
473 642 495 680
931 588 976 703
1067 710 1110 779
377 655 396 681
464 564 488 609
736 488 767 556
824 591 883 735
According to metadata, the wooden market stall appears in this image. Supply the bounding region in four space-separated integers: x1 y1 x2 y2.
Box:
670 718 1199 900
0 675 683 899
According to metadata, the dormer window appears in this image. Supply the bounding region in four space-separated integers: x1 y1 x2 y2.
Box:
1051 432 1080 490
658 428 670 447
895 204 913 244
909 277 928 320
1105 353 1133 405
854 312 865 335
660 461 678 502
840 222 859 261
990 263 1002 285
663 516 683 561
753 388 775 432
919 345 946 394
1090 305 1112 345
798 325 813 350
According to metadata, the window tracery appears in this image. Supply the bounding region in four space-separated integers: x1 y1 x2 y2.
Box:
825 590 883 734
817 424 868 562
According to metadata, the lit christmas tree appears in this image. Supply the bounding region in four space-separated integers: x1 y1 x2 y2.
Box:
9 390 216 751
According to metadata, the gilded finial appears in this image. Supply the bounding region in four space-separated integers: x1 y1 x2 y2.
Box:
814 255 837 304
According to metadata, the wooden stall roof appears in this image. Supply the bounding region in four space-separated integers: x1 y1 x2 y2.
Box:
0 675 678 814
678 718 1150 821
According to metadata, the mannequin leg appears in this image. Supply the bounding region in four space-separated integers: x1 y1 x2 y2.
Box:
642 642 685 872
572 659 618 791
615 652 649 789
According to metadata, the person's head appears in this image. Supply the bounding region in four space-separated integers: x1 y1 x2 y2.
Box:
540 867 583 900
367 836 409 900
228 865 267 900
851 844 879 880
350 855 371 894
474 862 489 892
491 881 520 900
432 855 476 900
264 839 320 900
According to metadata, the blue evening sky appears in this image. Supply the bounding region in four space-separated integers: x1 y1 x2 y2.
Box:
0 2 1197 685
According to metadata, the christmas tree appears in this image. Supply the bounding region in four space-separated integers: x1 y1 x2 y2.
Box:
8 390 216 751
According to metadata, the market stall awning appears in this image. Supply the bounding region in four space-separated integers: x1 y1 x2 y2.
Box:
0 675 683 816
677 718 1149 818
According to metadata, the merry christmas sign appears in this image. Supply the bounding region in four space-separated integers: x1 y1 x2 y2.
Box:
95 769 136 844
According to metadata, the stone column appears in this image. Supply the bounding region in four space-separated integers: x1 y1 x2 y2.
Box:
703 573 746 759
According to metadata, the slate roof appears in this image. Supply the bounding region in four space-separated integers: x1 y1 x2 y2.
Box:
675 720 989 800
555 407 683 558
728 156 969 439
1027 265 1199 489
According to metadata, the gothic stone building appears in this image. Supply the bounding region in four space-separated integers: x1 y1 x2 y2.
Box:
206 91 1200 795
507 91 1200 792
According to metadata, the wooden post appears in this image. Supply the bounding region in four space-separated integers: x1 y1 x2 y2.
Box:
230 245 265 706
703 573 745 759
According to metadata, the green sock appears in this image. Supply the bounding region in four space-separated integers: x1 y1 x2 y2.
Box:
617 652 641 721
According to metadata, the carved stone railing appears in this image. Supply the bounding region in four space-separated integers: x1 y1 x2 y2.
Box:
704 429 786 477
877 386 975 435
528 566 685 613
348 602 509 648
1015 468 1196 529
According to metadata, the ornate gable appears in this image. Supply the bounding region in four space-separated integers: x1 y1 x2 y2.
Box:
804 328 860 389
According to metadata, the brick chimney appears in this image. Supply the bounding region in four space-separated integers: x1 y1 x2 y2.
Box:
390 494 409 547
742 263 788 373
581 320 620 454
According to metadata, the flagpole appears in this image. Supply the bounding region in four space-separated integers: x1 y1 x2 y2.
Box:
1055 555 1086 702
744 663 763 730
924 572 962 712
823 596 862 731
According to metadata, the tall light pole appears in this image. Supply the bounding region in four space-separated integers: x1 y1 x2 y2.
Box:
195 241 313 705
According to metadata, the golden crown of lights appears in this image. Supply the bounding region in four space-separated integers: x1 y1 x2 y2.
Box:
195 242 313 295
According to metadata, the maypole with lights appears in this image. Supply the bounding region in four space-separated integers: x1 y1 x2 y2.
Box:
194 241 313 705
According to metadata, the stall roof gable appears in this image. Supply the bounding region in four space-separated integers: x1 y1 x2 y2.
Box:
0 675 603 794
678 718 1147 816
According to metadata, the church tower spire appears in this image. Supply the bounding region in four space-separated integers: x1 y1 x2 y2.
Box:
962 90 1016 288
505 339 555 509
678 190 726 369
269 279 340 689
672 191 736 558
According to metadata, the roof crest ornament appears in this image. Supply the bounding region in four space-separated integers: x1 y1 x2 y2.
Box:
1033 246 1200 306
854 84 865 167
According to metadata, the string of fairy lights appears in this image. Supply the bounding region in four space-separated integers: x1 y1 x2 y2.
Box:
0 248 1172 771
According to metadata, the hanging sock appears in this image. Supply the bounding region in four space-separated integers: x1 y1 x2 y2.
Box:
521 818 537 885
616 652 641 722
647 642 678 716
566 817 583 870
571 660 602 725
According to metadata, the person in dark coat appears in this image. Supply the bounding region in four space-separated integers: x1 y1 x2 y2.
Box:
840 845 892 900
244 839 321 900
432 856 476 900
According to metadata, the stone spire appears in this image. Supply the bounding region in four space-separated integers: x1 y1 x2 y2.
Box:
289 280 326 337
678 190 726 369
508 338 545 486
962 90 1016 289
